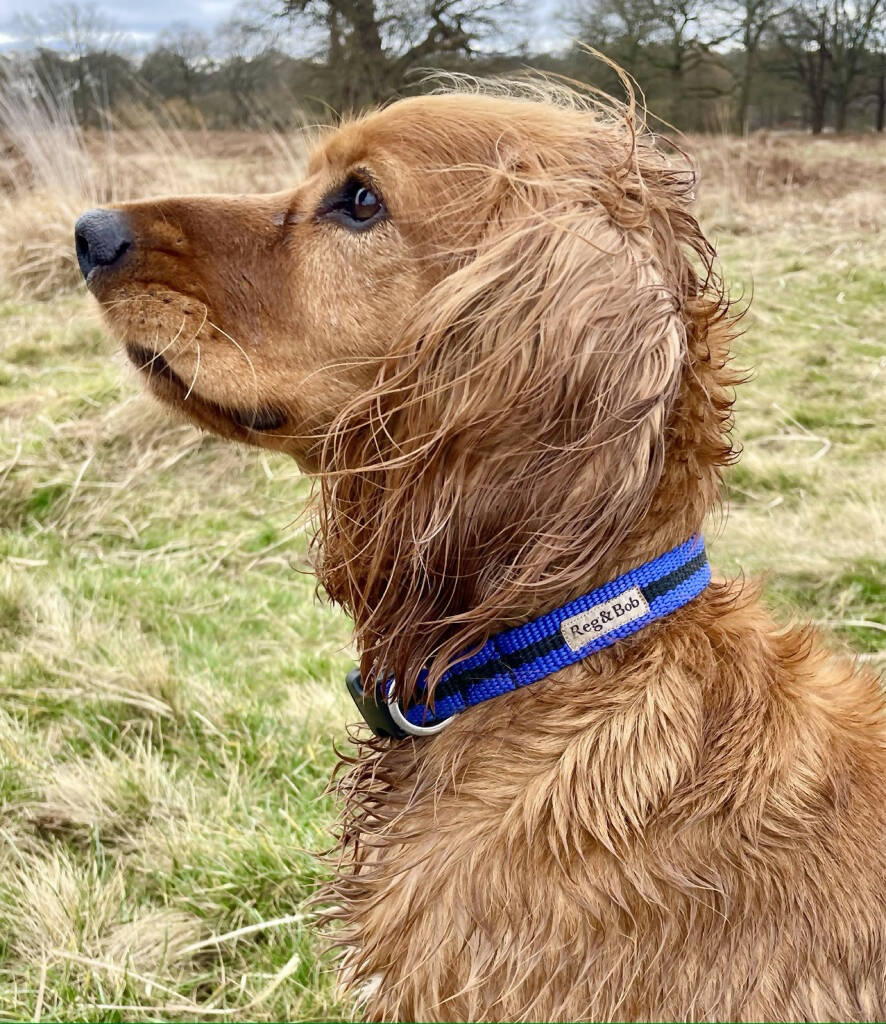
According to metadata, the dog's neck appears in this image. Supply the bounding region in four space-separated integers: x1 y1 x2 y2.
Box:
318 310 739 703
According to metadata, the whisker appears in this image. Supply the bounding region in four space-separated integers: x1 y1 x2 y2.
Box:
146 316 189 369
183 339 201 401
206 319 259 405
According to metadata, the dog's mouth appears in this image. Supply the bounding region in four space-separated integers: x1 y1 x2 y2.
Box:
126 344 287 433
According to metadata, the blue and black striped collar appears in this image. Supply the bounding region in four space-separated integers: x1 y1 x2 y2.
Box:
346 534 710 740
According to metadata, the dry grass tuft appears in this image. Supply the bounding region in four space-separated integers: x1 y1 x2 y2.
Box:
26 747 192 841
3 850 126 962
102 910 208 974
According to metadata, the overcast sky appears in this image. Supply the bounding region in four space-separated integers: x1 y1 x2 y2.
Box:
0 0 245 50
0 0 565 52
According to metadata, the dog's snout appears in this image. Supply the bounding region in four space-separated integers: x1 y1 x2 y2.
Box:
74 209 133 281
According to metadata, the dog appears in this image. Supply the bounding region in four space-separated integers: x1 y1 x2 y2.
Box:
75 84 886 1021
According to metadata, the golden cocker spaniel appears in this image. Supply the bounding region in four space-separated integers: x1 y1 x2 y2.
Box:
75 85 886 1022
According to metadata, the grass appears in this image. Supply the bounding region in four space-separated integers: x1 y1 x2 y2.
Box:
0 111 884 1019
691 133 886 654
0 290 354 1021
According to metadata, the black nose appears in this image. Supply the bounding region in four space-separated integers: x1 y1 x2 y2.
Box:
74 209 133 279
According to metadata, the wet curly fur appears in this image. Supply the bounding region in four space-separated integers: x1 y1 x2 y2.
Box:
88 79 886 1021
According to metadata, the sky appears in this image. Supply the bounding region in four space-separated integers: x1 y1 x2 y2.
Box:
0 0 565 54
0 0 245 50
0 0 566 56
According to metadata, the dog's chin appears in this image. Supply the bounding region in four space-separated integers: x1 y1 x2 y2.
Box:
125 344 288 440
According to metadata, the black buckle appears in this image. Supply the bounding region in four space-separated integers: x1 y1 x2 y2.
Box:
345 666 407 740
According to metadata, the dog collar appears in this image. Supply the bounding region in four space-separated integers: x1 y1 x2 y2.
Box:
346 534 710 740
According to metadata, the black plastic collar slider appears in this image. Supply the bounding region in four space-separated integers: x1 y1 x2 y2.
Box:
345 666 408 740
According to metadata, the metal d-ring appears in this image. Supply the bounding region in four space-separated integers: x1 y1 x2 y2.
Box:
386 691 454 737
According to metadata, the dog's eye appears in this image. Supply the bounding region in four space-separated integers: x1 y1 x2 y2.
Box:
353 186 381 221
319 175 386 231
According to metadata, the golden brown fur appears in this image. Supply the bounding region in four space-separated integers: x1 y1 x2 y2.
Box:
84 82 886 1021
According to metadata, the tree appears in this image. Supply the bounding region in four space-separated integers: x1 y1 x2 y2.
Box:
564 0 661 90
778 0 884 132
141 23 211 106
643 0 735 127
778 0 831 131
277 0 512 111
12 2 133 126
566 0 737 127
869 15 886 129
723 0 785 131
213 15 283 126
828 0 883 127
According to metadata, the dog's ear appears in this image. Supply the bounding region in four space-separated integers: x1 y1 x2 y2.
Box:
319 144 701 700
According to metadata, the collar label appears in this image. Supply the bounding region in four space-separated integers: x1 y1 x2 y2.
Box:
560 585 650 651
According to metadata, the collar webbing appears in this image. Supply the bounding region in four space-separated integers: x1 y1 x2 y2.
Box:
346 534 710 740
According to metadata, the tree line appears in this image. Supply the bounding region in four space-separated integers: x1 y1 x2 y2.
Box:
1 0 884 133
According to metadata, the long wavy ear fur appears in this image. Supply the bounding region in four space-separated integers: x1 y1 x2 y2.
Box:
316 88 731 702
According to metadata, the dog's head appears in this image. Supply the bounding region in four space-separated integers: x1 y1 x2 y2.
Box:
79 87 738 695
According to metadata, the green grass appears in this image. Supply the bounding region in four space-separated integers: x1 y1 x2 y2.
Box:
0 293 354 1020
693 136 886 660
1 133 884 1021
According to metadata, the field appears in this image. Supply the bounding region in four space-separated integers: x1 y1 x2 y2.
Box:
0 107 884 1020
